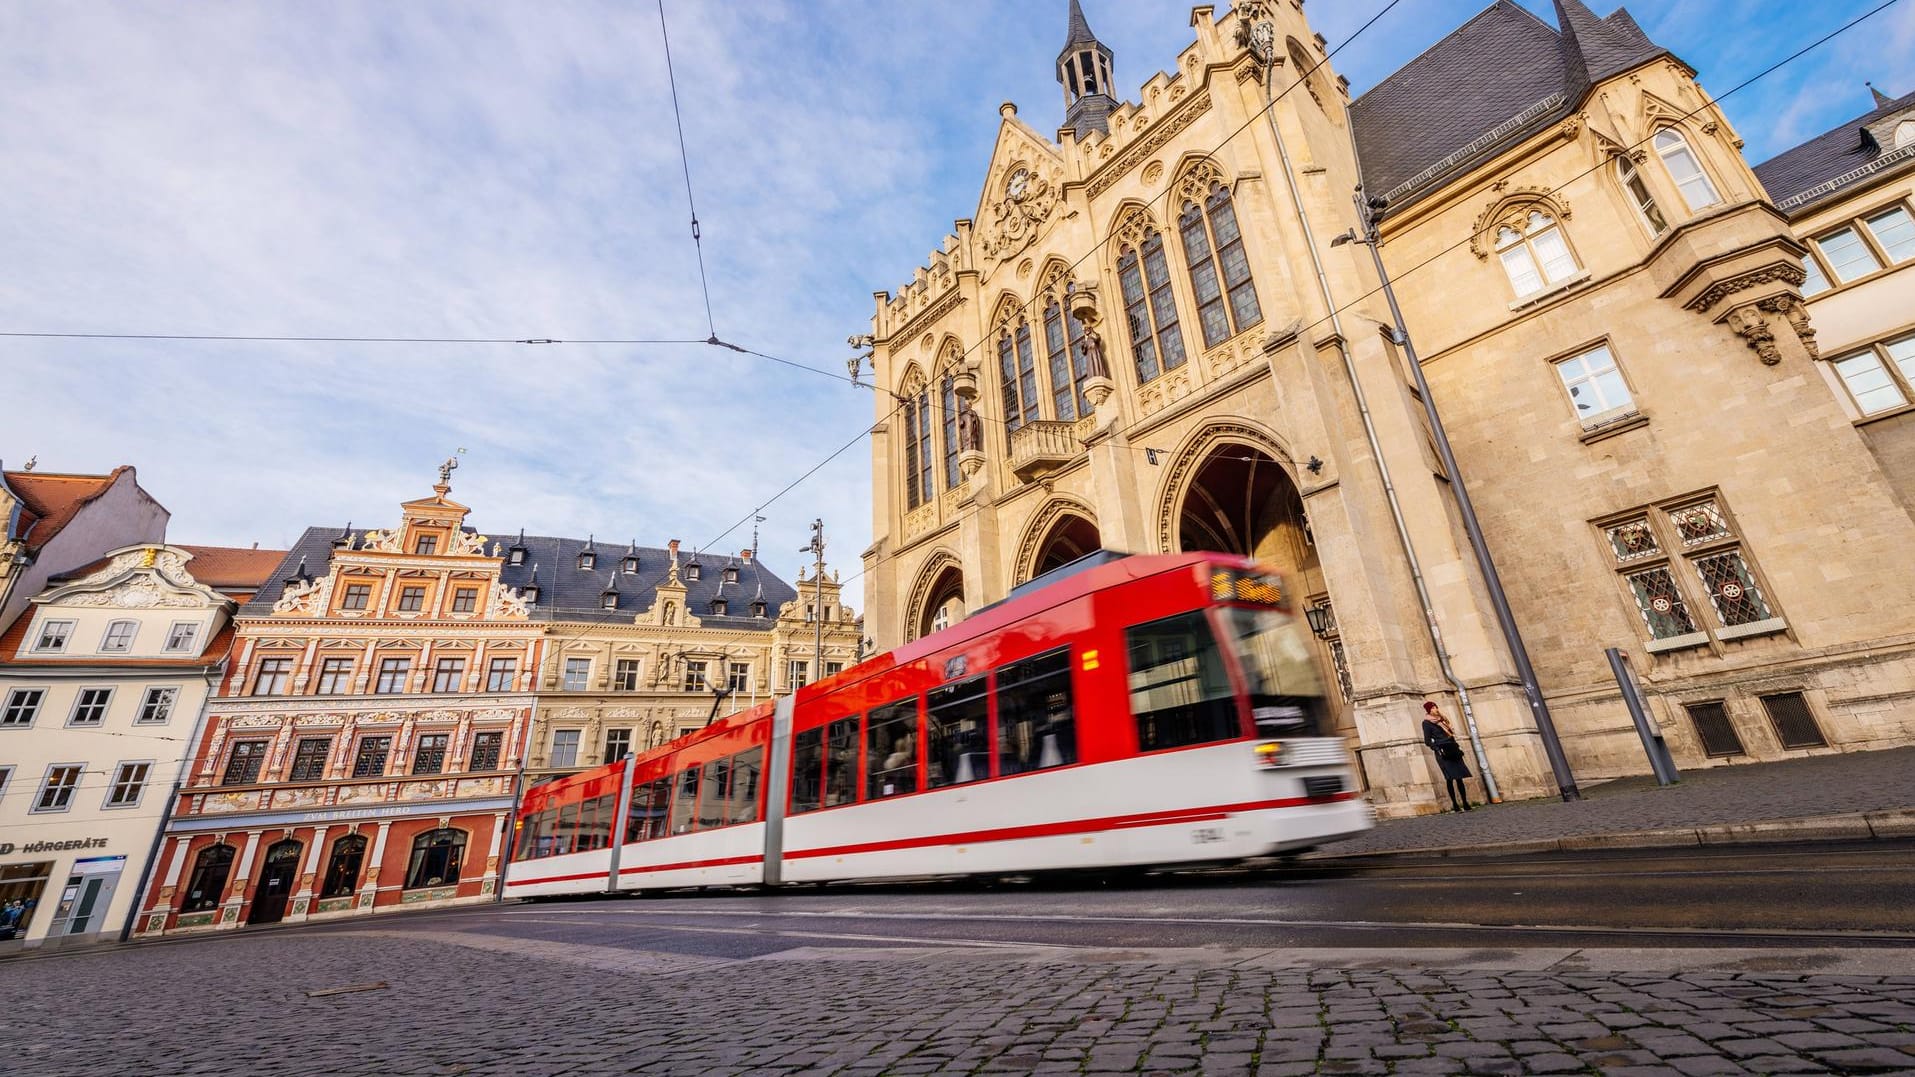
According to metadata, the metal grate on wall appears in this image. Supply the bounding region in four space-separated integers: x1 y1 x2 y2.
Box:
1759 692 1828 750
1685 700 1745 757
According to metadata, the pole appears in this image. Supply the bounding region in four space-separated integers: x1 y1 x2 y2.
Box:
1605 647 1678 786
808 518 826 686
1354 196 1579 801
120 779 182 943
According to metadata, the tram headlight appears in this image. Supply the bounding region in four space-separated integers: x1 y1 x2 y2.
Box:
1254 741 1283 768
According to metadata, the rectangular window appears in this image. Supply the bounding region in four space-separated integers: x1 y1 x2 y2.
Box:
728 746 763 825
789 727 824 814
1760 691 1828 750
100 620 137 652
468 731 503 771
549 729 580 769
137 686 177 724
603 728 632 762
682 660 708 693
1623 564 1700 639
824 715 860 807
927 675 990 788
2 688 45 727
287 737 332 781
411 733 449 775
486 657 518 692
415 534 438 555
1816 226 1882 283
1127 614 1238 753
865 697 920 799
34 620 73 652
0 767 11 801
787 659 809 690
315 658 354 695
727 662 751 693
1865 205 1914 263
221 740 268 785
375 658 411 694
1832 349 1909 415
1888 334 1915 387
823 661 844 678
396 586 426 612
351 736 392 777
1554 343 1634 423
614 658 642 692
164 621 200 652
253 658 293 695
1685 700 1744 757
34 765 83 812
562 658 590 692
1605 497 1776 644
105 762 151 807
340 583 372 610
696 758 733 830
1691 548 1773 627
1800 253 1832 297
68 687 112 726
451 588 478 613
431 657 466 694
999 647 1080 773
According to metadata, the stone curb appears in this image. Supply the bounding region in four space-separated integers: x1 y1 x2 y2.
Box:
1306 807 1915 862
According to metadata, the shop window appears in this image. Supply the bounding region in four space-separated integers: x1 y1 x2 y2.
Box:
404 829 466 890
865 697 920 799
320 836 367 898
997 647 1078 774
180 844 235 913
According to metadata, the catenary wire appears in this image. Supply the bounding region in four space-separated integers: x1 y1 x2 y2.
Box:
657 0 717 339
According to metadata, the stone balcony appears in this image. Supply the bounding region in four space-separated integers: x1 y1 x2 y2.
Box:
1008 420 1084 483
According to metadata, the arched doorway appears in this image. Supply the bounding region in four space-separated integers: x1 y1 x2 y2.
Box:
247 839 302 925
922 567 965 638
1030 514 1102 578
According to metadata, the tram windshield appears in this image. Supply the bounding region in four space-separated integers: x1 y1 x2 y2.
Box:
1218 606 1329 738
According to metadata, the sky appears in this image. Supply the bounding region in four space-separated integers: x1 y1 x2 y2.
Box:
3 0 1910 613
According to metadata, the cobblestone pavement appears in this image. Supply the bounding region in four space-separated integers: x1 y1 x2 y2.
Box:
1322 748 1915 856
6 929 1915 1076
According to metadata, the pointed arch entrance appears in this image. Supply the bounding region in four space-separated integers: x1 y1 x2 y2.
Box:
1015 499 1103 584
905 553 966 641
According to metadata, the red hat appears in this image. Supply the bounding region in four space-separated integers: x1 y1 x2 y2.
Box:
1422 701 1439 712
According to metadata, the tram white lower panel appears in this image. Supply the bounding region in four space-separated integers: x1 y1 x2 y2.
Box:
503 848 613 898
611 822 766 891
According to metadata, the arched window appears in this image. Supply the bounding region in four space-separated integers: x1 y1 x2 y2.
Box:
404 828 467 890
320 835 367 899
1617 156 1668 237
1654 129 1719 211
1495 209 1579 297
939 371 971 488
1898 121 1915 149
996 316 1040 432
902 382 932 509
180 843 234 913
1041 298 1091 421
1179 184 1262 348
1288 40 1322 108
1116 224 1188 383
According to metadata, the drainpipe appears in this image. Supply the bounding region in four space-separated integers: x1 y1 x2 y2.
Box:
1257 49 1501 802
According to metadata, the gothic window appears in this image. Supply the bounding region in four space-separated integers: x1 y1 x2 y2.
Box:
997 316 1041 433
1042 296 1091 421
940 372 964 488
1495 209 1579 298
404 828 466 890
1178 183 1262 348
1617 156 1667 237
1288 39 1323 108
180 844 235 913
1653 129 1719 211
1603 495 1778 648
320 835 367 898
902 380 933 510
1116 220 1188 383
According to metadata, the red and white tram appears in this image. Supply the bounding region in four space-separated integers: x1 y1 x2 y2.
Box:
504 551 1371 898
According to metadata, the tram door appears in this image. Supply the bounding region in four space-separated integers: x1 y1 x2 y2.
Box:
247 840 303 925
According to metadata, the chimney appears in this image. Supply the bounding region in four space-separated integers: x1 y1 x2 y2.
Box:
740 548 753 564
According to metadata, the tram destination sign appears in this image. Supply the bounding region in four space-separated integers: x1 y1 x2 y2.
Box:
1209 568 1287 608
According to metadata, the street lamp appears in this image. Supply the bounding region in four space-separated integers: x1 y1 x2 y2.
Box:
1304 601 1336 641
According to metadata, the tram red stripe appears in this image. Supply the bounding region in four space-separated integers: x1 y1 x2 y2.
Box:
783 792 1358 861
509 853 765 888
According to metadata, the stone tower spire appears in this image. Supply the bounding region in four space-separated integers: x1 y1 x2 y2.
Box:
1057 0 1116 138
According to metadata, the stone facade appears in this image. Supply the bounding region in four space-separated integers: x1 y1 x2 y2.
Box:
861 1 1915 815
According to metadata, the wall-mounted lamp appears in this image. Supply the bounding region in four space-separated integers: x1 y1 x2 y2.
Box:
1304 601 1337 641
1305 455 1323 475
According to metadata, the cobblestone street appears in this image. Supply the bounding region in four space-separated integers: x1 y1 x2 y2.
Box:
6 923 1915 1076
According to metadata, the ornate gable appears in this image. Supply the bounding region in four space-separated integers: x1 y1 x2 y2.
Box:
975 106 1069 274
37 545 228 611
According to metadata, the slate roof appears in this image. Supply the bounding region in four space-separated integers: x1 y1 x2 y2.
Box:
242 527 804 629
1351 0 1668 211
1753 88 1915 212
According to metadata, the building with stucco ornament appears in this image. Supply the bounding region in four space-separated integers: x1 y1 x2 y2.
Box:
860 0 1915 815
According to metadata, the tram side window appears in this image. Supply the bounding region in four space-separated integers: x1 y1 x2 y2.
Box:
576 797 600 852
729 747 764 824
518 808 555 860
866 697 920 799
790 728 824 814
927 675 990 788
696 758 732 830
1128 611 1241 751
581 794 616 851
824 716 860 807
626 778 667 843
997 648 1077 776
555 801 580 856
668 767 700 835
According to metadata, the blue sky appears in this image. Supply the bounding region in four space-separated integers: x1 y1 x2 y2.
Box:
2 0 1909 610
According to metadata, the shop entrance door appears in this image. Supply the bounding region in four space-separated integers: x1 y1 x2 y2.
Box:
247 840 302 925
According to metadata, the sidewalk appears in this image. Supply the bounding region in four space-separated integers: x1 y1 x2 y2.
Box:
1315 745 1915 858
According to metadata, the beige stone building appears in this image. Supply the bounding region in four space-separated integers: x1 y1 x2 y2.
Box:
859 0 1915 815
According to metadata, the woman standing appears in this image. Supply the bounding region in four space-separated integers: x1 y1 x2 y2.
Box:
1421 701 1474 812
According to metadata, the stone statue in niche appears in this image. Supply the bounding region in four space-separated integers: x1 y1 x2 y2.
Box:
1078 328 1111 381
957 405 983 453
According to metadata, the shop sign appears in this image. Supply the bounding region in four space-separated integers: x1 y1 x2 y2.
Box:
0 837 109 856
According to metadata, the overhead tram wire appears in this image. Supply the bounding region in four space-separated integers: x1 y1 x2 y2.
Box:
0 331 710 345
657 0 717 341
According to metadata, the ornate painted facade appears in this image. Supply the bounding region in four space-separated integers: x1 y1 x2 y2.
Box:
862 1 1915 815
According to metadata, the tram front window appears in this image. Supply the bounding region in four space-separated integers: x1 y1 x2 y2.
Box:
1219 606 1329 738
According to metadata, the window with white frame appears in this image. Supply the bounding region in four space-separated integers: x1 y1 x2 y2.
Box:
136 686 177 724
549 729 581 768
787 658 809 690
164 621 200 653
613 658 642 692
0 766 10 800
253 657 293 695
3 688 46 727
1553 343 1635 424
431 657 466 693
34 764 83 813
1865 205 1915 264
68 687 112 726
1495 209 1579 297
485 657 518 692
727 661 751 693
34 620 74 653
100 620 138 652
682 659 708 693
1829 332 1915 417
1653 129 1719 211
105 762 150 807
1617 155 1668 236
1602 494 1777 647
562 657 590 692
